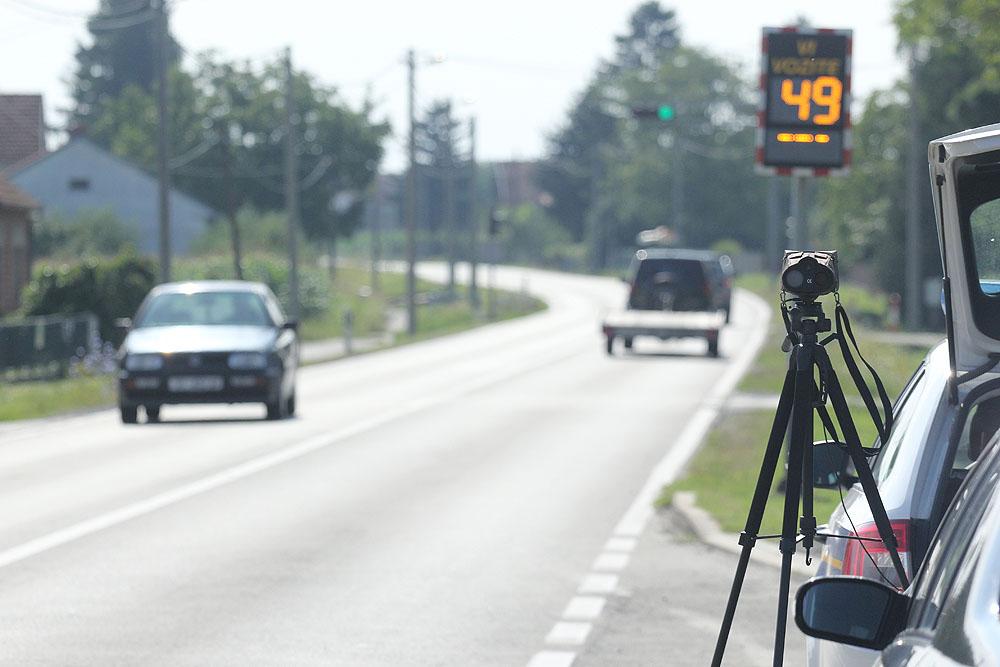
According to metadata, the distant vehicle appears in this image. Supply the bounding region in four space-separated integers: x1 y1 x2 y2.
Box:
601 248 729 357
795 429 1000 664
117 281 299 424
808 122 1000 665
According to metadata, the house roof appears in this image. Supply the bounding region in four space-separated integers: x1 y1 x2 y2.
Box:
8 136 217 218
0 175 38 210
0 95 46 171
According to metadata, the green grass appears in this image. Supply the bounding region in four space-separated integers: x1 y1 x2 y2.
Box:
0 374 116 422
394 292 546 345
298 266 440 341
661 272 932 532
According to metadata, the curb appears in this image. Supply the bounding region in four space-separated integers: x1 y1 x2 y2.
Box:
670 491 816 578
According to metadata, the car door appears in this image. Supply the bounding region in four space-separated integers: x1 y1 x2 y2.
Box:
880 439 1000 665
928 125 1000 373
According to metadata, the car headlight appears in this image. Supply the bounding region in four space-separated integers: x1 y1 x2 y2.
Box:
228 352 268 370
125 353 164 371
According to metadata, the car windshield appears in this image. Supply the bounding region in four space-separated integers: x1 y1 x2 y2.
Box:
136 291 273 328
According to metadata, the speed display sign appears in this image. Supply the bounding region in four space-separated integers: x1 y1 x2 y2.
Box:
757 27 852 174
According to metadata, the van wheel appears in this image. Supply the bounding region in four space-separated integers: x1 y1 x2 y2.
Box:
145 405 161 423
605 335 615 356
724 308 731 324
624 337 634 351
265 398 285 420
707 337 720 358
285 390 296 417
120 405 138 424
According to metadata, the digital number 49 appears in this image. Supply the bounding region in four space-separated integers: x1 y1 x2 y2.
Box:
780 76 842 125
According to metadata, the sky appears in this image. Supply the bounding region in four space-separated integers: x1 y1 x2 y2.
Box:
0 0 906 171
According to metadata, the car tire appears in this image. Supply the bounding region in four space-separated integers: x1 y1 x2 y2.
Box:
707 337 720 358
606 335 614 356
285 390 296 417
120 405 138 424
624 337 634 351
265 397 285 421
145 405 161 423
724 307 731 324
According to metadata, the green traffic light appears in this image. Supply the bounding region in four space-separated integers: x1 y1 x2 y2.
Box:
657 106 675 121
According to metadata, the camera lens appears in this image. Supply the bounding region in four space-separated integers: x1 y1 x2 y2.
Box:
784 269 805 289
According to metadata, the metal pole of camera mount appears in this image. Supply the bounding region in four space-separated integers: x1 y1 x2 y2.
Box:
711 299 907 667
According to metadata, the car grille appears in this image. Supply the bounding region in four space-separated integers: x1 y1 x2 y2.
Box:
163 352 230 373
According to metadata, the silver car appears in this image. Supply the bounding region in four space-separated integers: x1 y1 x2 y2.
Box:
796 429 1000 664
809 122 1000 665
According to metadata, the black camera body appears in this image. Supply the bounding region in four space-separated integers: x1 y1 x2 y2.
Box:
780 250 839 299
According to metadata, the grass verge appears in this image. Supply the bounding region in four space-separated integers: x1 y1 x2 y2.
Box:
659 273 933 533
0 374 116 422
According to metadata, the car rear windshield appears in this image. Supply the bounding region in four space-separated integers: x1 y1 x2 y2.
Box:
956 155 1000 337
634 258 706 287
136 291 274 328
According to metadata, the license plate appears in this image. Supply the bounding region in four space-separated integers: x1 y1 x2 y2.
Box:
167 375 224 392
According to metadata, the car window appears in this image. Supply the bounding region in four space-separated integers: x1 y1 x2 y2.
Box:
911 448 1000 629
137 291 274 328
873 368 928 484
970 198 1000 296
953 393 1000 469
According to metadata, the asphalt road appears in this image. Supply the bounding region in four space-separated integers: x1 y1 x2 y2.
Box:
0 265 781 665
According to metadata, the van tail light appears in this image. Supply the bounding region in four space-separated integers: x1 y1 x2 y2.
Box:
703 279 712 298
724 277 733 289
841 520 911 588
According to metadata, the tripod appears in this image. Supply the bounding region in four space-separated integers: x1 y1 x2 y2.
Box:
711 297 909 667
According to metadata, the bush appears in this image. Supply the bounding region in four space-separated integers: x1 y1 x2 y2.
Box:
174 254 330 320
21 253 157 341
189 207 295 257
33 208 139 259
500 204 579 268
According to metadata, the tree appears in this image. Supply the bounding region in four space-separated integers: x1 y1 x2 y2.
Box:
70 0 180 131
538 2 763 267
84 53 390 266
415 100 466 288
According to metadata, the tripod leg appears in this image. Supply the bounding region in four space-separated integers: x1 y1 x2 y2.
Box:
711 365 796 667
817 348 909 588
772 346 812 667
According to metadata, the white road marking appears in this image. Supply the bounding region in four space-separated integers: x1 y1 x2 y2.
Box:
578 573 618 595
545 621 592 646
526 650 576 667
592 552 630 572
562 596 606 621
0 344 588 571
603 537 637 553
527 292 771 666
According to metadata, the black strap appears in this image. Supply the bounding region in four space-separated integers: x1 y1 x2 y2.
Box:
835 303 894 445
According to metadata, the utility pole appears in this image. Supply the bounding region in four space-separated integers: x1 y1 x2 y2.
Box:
370 177 381 292
789 175 807 249
444 141 457 296
905 52 923 330
155 0 171 282
405 48 418 335
766 177 783 272
284 47 301 321
671 137 686 241
468 116 479 309
221 123 244 280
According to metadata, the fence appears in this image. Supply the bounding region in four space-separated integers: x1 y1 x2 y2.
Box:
0 313 100 379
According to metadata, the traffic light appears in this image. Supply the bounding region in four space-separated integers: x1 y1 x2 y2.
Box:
631 105 675 121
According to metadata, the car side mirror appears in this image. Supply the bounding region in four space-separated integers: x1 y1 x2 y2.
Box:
795 578 909 650
812 440 849 489
282 320 299 332
114 317 133 331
